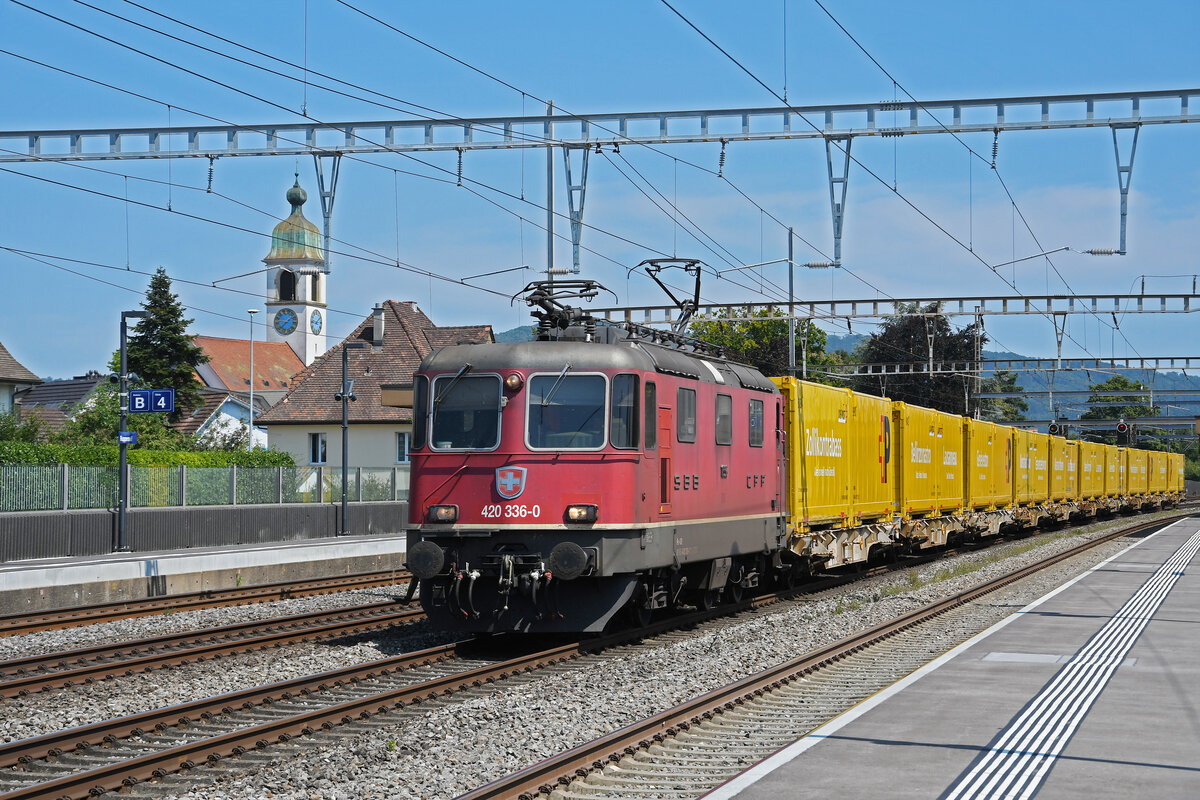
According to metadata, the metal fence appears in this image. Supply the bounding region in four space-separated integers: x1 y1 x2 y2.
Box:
0 464 411 513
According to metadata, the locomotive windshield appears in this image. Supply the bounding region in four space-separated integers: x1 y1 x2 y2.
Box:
430 374 501 450
527 374 606 449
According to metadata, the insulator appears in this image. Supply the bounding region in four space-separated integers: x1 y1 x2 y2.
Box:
990 130 999 169
206 156 214 193
718 140 727 177
546 267 570 276
804 261 833 269
456 149 463 186
1084 248 1115 255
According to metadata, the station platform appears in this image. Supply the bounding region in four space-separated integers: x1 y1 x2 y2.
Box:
709 514 1200 800
0 533 408 614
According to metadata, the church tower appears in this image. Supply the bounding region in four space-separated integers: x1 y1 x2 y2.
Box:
264 176 327 366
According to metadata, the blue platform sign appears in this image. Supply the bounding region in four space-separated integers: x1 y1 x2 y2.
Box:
118 431 138 445
150 388 175 413
129 388 174 413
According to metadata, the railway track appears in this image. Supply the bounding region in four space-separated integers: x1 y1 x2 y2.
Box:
0 601 423 698
0 569 412 637
460 512 1190 800
0 511 1185 800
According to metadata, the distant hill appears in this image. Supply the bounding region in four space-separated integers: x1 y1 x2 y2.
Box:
494 326 534 343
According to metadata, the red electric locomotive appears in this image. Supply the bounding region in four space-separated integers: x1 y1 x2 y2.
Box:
405 281 786 633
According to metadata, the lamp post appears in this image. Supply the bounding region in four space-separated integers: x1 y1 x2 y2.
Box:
335 342 366 535
117 309 148 552
247 309 259 451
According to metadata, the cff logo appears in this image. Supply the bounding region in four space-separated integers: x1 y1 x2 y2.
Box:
495 467 527 500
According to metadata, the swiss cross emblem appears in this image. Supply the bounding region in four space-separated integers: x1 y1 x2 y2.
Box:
495 467 527 500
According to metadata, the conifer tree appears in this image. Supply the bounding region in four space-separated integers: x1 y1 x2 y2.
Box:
125 267 209 420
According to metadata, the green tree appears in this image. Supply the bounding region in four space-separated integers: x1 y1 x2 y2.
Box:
0 409 42 442
125 267 209 421
689 308 833 379
51 383 192 449
854 303 985 414
979 371 1029 422
1079 376 1157 421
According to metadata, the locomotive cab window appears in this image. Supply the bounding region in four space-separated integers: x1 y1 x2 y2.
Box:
610 374 638 449
430 373 501 450
677 387 696 443
749 398 764 447
715 394 732 445
527 373 606 449
411 375 429 451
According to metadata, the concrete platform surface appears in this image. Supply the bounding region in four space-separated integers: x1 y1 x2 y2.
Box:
0 534 408 613
709 515 1200 800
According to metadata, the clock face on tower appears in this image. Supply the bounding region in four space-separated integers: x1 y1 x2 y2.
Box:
274 308 298 335
310 309 323 334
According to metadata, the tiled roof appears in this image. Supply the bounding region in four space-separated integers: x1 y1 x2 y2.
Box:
171 388 238 436
258 301 492 425
19 373 103 410
193 336 304 393
22 406 69 437
0 340 40 384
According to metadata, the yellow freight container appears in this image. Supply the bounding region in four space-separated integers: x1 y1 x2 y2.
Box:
893 403 962 516
1127 449 1149 494
1170 453 1186 493
773 378 895 529
1049 437 1076 501
1078 441 1105 499
1012 428 1049 505
1148 450 1169 493
1103 445 1126 497
848 389 896 522
964 418 1010 509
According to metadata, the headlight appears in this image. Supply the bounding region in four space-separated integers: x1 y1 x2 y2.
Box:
565 504 598 523
426 504 458 523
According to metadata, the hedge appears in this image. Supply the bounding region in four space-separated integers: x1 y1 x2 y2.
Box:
0 442 294 468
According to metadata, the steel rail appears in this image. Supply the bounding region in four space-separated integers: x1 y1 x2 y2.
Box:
0 569 411 637
0 641 462 771
0 602 422 698
458 512 1191 800
0 643 587 800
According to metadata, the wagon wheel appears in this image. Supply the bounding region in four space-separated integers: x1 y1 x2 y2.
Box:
699 588 721 611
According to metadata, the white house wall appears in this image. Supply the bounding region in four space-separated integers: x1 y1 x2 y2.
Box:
267 424 411 468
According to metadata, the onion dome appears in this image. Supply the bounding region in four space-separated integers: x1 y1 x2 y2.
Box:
265 176 325 263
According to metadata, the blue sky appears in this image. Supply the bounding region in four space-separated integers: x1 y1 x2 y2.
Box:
1 0 1197 379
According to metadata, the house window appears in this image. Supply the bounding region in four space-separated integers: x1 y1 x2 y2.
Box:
396 432 411 463
309 432 327 464
676 387 696 443
715 393 732 445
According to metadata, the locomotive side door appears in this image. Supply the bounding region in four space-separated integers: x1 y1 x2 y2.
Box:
657 406 672 515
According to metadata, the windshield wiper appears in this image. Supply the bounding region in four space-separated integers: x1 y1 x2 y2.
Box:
541 363 572 406
434 364 472 406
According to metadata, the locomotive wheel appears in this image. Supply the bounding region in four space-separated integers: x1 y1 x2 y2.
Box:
699 588 720 611
727 577 745 603
626 581 653 628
